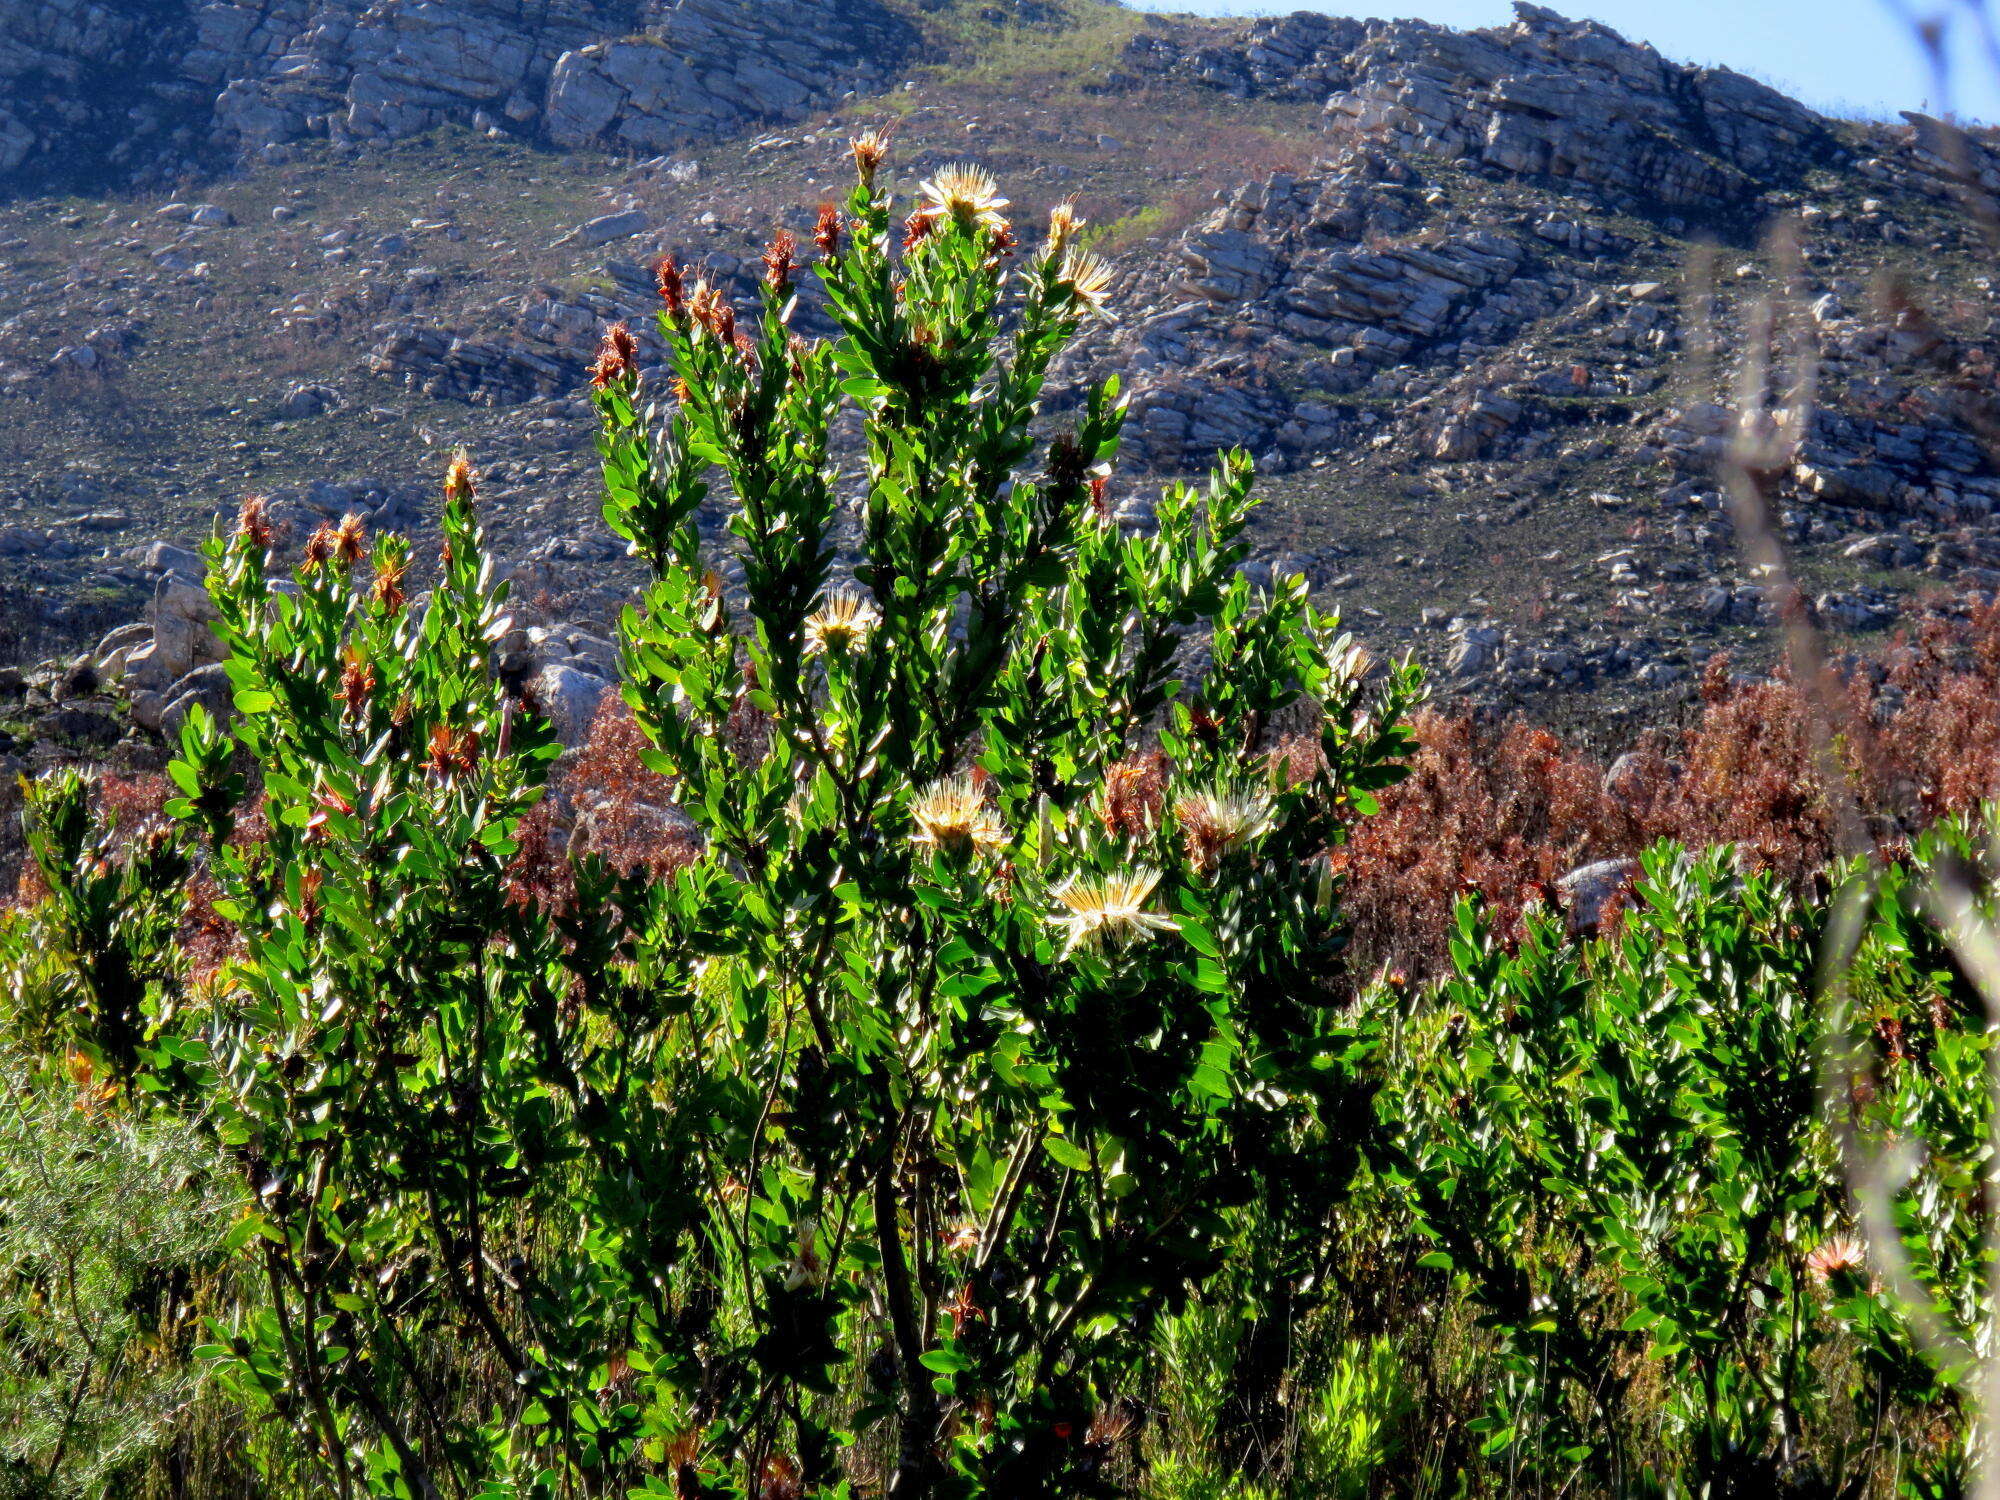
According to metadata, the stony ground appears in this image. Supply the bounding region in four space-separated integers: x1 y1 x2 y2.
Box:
2 0 1999 768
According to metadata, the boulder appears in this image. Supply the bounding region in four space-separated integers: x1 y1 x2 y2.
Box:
1556 857 1641 936
526 663 611 747
159 664 232 740
128 574 224 690
562 209 649 248
278 382 341 419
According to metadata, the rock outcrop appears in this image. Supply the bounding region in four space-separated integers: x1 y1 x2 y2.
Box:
1 0 918 190
1123 3 1834 211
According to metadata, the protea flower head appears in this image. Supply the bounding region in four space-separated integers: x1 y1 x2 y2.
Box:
338 647 376 717
1057 247 1115 317
803 588 878 655
850 129 890 187
1806 1236 1867 1285
910 774 1007 855
1047 201 1083 257
902 207 938 250
1049 868 1179 957
301 521 337 571
443 447 476 506
920 163 1009 233
1175 789 1271 874
687 280 732 342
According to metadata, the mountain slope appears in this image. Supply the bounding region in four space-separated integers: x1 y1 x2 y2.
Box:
0 0 1997 741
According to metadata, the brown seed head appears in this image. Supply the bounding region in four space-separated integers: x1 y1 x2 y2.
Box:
756 1454 804 1500
1101 754 1167 836
423 725 480 781
902 208 938 251
762 228 796 292
591 321 639 390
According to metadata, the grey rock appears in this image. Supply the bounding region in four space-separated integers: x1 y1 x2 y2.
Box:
562 209 649 248
525 662 610 747
278 382 341 419
1557 857 1641 935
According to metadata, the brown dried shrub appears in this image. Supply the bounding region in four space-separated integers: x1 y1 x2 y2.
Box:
1338 596 2000 987
506 693 700 911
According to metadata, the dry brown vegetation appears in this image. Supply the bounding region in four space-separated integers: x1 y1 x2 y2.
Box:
1339 594 2000 985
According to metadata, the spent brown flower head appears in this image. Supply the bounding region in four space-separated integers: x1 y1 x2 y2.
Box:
653 251 685 315
237 493 274 550
813 202 843 257
762 228 796 292
302 522 337 571
591 321 640 389
338 648 376 718
295 867 323 927
902 208 938 250
424 724 481 781
372 551 407 614
332 511 368 567
1101 753 1166 837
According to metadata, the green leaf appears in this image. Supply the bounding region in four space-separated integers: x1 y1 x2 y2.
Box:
1042 1135 1092 1172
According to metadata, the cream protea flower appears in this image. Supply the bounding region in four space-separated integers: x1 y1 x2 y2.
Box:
1050 868 1179 957
910 775 1007 855
803 589 878 656
850 129 890 187
920 163 1009 233
1174 790 1271 875
1046 201 1084 257
443 447 476 506
1056 247 1115 317
1805 1236 1867 1285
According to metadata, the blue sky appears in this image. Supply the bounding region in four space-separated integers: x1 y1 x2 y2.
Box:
1129 1 2000 122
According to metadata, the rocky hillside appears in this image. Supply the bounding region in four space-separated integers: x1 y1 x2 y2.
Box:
1 0 918 191
2 0 1999 781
